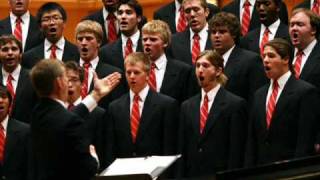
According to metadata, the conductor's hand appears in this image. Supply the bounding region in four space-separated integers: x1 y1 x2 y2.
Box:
90 72 121 102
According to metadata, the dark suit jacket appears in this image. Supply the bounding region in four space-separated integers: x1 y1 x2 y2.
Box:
0 66 38 123
0 119 30 180
84 9 148 46
82 106 108 172
168 30 212 66
0 15 43 52
299 42 320 96
88 61 127 110
30 98 97 180
222 0 288 32
21 39 79 69
224 46 267 103
240 22 290 54
160 57 194 103
107 90 179 163
245 75 319 166
294 0 311 9
178 87 247 177
99 35 144 70
153 1 220 34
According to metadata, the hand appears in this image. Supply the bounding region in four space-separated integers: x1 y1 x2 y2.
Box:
315 144 320 154
90 72 121 102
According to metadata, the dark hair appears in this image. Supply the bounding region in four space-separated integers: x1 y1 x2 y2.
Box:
0 85 12 105
0 34 22 53
117 0 143 17
264 38 294 74
291 8 320 38
30 59 65 97
256 0 281 7
36 2 67 25
208 12 241 44
64 61 84 83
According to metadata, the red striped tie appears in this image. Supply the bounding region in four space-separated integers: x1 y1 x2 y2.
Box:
0 125 5 163
6 74 15 99
200 94 208 134
131 94 140 143
13 17 22 42
124 38 133 59
312 0 320 15
81 62 91 98
192 33 200 65
107 13 117 43
266 80 279 129
241 0 251 35
177 7 187 32
50 44 57 59
294 51 303 79
148 63 157 91
260 28 269 55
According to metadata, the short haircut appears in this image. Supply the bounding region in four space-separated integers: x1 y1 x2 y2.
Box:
142 20 171 46
65 61 84 83
37 2 67 25
264 38 294 74
30 59 65 97
124 52 150 74
117 0 143 17
291 8 320 38
208 12 241 44
182 0 208 9
0 85 12 106
196 50 228 86
75 20 103 44
0 34 22 53
256 0 281 7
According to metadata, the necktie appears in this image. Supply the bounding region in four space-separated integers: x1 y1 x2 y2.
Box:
200 94 209 134
177 7 187 32
81 62 91 98
6 74 15 99
260 28 269 55
266 80 279 129
0 125 5 163
191 33 200 65
124 38 133 59
312 0 320 15
148 63 157 91
67 103 75 111
50 44 57 59
241 0 251 35
294 51 304 79
13 17 22 42
107 13 117 43
131 94 140 143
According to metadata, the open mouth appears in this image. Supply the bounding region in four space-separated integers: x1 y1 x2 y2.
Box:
81 48 88 53
68 91 74 95
49 28 57 33
199 76 204 81
259 13 267 20
264 66 271 71
144 47 151 53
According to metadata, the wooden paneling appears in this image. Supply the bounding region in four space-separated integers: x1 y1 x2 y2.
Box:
0 0 307 42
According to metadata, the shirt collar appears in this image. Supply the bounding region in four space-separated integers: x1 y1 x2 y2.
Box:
190 24 208 41
130 85 150 103
121 30 140 46
1 115 9 133
53 98 67 109
153 53 167 70
271 70 291 89
294 39 317 58
103 7 117 21
2 64 21 81
68 97 82 107
222 45 236 66
201 84 221 102
80 56 99 70
45 37 65 51
175 0 182 12
261 18 280 35
10 11 30 24
240 0 255 7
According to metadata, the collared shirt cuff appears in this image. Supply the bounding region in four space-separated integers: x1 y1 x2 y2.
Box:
82 95 97 112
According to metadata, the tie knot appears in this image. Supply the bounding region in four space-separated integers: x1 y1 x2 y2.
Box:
127 38 132 45
204 94 208 102
179 6 184 13
314 0 319 5
244 0 251 6
7 74 14 81
16 17 22 23
83 62 91 68
296 50 304 57
151 63 157 69
134 94 140 102
264 28 270 33
51 44 57 50
193 33 200 40
273 80 279 89
107 13 116 20
0 124 4 131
